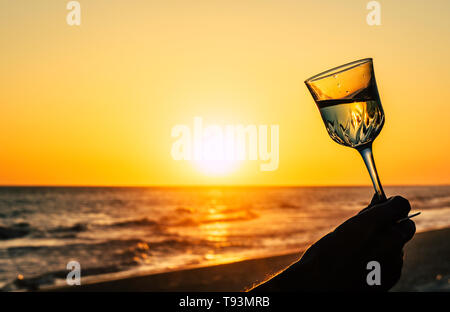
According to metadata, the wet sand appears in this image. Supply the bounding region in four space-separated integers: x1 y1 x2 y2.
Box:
48 227 450 292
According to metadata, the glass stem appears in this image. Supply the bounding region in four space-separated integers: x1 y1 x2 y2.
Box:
357 143 387 202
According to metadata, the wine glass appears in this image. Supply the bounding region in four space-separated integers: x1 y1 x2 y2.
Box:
305 58 387 201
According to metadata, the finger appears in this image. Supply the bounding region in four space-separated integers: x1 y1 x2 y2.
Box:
357 193 380 215
393 219 416 244
357 196 411 227
370 192 384 206
369 220 416 256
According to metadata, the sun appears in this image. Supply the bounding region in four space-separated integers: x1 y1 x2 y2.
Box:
192 130 241 176
194 158 240 176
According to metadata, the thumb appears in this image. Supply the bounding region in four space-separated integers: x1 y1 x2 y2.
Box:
358 193 384 215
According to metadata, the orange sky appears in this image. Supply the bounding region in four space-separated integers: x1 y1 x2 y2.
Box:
1 0 450 186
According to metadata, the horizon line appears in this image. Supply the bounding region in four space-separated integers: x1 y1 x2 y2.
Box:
0 183 449 188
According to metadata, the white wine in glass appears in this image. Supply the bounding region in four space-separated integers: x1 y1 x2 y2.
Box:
305 58 387 201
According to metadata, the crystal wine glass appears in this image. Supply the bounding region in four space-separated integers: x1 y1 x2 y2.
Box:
305 58 387 201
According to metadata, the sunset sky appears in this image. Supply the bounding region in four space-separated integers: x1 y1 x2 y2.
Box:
1 0 450 186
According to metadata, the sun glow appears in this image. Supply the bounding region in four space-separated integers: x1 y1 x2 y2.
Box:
188 119 241 176
172 117 279 176
194 159 240 176
192 132 241 175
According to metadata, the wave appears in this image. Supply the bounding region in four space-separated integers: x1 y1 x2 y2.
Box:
105 217 159 228
48 223 88 233
1 217 161 241
411 195 450 210
46 218 159 233
0 223 30 240
1 263 126 291
171 210 258 227
2 237 193 290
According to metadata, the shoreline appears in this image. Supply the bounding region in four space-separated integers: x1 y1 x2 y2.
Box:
45 227 450 292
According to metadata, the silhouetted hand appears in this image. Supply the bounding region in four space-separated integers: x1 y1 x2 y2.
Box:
251 195 416 292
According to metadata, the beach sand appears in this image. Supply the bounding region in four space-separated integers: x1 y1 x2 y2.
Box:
47 227 449 292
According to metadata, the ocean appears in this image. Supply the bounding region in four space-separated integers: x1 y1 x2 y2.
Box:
0 185 449 290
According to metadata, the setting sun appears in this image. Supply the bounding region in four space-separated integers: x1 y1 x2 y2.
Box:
193 121 240 176
193 158 241 176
